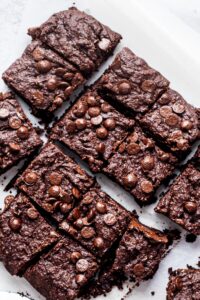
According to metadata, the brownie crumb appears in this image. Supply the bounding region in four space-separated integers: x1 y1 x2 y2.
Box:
185 233 197 243
151 291 155 296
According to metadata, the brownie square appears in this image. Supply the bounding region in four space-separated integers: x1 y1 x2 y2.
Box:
60 187 131 258
0 92 42 174
104 124 177 203
0 193 59 275
167 268 200 300
28 7 121 76
98 47 169 114
50 88 134 172
24 237 99 300
140 89 199 155
3 40 85 118
16 143 94 222
155 155 200 235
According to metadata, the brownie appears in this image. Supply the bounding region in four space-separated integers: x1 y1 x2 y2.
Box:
167 268 200 300
28 7 121 76
104 124 177 203
98 47 169 114
60 187 131 257
140 89 199 155
0 92 42 174
155 154 200 235
3 40 85 117
0 193 59 275
16 143 94 222
50 88 134 172
24 237 99 300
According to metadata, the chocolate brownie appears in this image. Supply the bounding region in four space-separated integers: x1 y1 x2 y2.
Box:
155 152 200 235
28 7 121 76
3 40 85 117
140 89 199 155
0 193 59 275
167 268 200 300
104 124 177 203
16 143 94 222
24 237 99 300
98 47 169 114
50 88 134 172
60 187 131 257
0 92 42 174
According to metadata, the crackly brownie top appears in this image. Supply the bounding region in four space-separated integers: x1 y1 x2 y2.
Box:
167 269 200 300
112 217 170 282
98 47 169 114
28 7 121 75
16 143 94 222
25 237 99 300
0 193 59 275
3 40 85 113
104 125 177 203
155 162 200 235
140 89 199 153
0 92 42 171
51 88 134 172
60 187 130 257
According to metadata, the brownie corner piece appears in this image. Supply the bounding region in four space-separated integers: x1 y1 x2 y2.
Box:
28 7 121 76
0 193 59 275
16 142 94 223
3 40 85 118
0 91 42 174
24 237 99 300
155 159 200 235
50 88 135 172
60 186 131 257
98 47 169 114
167 268 200 300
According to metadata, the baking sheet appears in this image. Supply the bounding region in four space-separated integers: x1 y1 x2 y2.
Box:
0 0 199 299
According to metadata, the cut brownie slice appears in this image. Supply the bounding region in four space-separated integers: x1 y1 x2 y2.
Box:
98 47 169 114
104 125 177 203
167 268 200 300
3 40 85 118
28 7 121 76
0 193 59 275
60 187 131 258
16 143 94 222
140 89 199 155
24 237 99 300
155 151 200 235
50 88 134 172
0 92 42 174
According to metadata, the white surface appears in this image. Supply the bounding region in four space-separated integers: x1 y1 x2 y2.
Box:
0 1 200 300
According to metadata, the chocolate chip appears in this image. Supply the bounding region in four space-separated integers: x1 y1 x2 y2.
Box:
104 118 116 130
96 143 105 154
94 237 104 248
98 38 110 51
73 103 87 117
27 207 39 220
9 117 22 129
72 187 81 199
141 80 155 92
75 118 87 130
141 156 154 170
101 103 111 113
158 151 170 162
130 132 138 143
158 94 170 105
133 263 145 276
63 72 75 81
65 120 76 133
181 120 193 130
96 127 108 139
86 96 98 106
4 195 15 209
174 277 183 290
104 213 117 226
48 185 60 198
53 96 63 107
49 172 63 185
0 108 9 119
159 106 172 118
60 203 72 214
184 201 197 214
126 143 140 155
88 107 101 117
64 86 73 97
24 172 38 185
118 142 126 153
70 251 82 263
177 138 188 150
76 274 87 285
46 78 58 91
36 60 52 73
32 47 44 61
82 195 93 205
32 91 44 105
123 173 137 188
71 207 81 220
74 218 84 229
118 82 131 95
91 115 103 126
141 180 153 193
165 114 179 127
17 126 29 139
87 208 96 221
96 202 107 214
9 217 22 231
9 142 20 152
81 227 95 239
55 68 66 76
76 259 89 272
73 73 84 85
172 102 185 114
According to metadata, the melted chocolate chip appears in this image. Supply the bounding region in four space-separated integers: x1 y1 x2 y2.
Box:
141 156 155 170
88 107 101 117
96 142 105 154
9 117 22 129
70 251 82 263
48 185 60 198
96 127 108 139
81 227 95 239
9 217 22 231
9 142 21 152
118 82 131 95
141 180 153 193
36 60 52 73
184 201 197 214
76 259 89 272
104 213 117 226
24 172 38 185
27 207 39 220
17 126 29 139
104 118 116 130
49 172 63 185
133 263 145 276
75 118 87 130
93 237 104 248
126 143 141 155
123 173 138 188
96 202 107 214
